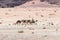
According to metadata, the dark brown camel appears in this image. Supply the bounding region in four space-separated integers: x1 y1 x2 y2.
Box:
16 20 21 24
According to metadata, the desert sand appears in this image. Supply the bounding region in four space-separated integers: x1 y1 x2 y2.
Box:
0 7 60 40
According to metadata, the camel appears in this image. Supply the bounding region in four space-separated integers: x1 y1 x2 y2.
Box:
29 18 38 24
16 19 38 25
16 20 21 24
26 18 38 24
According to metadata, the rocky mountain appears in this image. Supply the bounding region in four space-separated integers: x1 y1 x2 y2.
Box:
0 0 60 8
0 0 32 8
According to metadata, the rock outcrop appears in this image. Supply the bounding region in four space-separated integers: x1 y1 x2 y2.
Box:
0 0 31 8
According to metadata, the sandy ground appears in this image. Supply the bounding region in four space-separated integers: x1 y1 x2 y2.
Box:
0 7 60 40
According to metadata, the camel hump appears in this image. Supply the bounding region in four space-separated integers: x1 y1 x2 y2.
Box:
16 20 21 24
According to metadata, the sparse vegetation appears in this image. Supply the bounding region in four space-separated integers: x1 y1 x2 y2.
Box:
5 13 9 15
0 22 2 24
32 2 35 4
43 27 46 29
18 30 24 33
32 32 34 34
41 15 44 17
28 27 34 30
48 22 54 25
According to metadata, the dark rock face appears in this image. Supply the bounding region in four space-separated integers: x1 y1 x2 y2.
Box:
40 0 45 2
0 0 31 8
40 0 60 5
45 0 60 5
